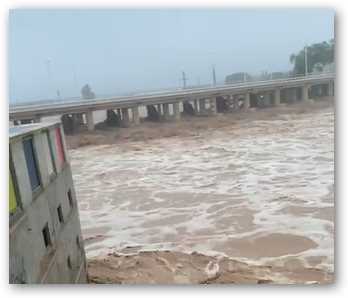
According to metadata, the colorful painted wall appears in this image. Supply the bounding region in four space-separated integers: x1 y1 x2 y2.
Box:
9 122 87 283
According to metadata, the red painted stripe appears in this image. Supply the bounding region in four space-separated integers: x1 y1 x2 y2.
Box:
55 127 65 167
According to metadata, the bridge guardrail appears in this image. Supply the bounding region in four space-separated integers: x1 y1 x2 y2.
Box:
9 72 335 116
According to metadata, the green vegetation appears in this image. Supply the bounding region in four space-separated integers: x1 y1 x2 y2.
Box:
81 84 96 99
290 39 335 75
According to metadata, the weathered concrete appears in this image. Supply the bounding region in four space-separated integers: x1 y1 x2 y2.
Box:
302 84 310 102
157 104 162 116
328 81 334 97
132 106 140 125
9 123 87 283
193 99 199 114
116 108 122 120
209 97 217 114
121 108 130 126
162 103 170 120
86 110 94 131
274 88 281 106
173 102 181 120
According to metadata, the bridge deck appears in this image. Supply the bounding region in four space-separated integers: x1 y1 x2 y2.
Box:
10 73 335 120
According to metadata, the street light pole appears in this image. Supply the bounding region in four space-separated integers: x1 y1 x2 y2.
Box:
212 65 217 86
181 71 187 89
304 45 308 76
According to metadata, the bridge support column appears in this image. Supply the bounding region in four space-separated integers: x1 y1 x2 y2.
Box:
209 97 217 115
162 103 170 120
274 87 281 106
244 93 250 110
199 99 206 114
121 108 130 125
157 104 162 117
328 81 334 97
86 110 94 131
302 84 310 102
132 106 140 125
173 102 181 121
193 99 199 114
116 108 122 120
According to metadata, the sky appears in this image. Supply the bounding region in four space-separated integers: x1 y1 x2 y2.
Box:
9 9 334 103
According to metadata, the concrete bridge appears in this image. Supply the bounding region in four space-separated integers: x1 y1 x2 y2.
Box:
9 72 335 132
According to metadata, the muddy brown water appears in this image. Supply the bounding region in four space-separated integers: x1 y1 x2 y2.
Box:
70 107 334 275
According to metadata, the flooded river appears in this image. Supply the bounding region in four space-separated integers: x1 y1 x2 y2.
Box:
70 107 334 274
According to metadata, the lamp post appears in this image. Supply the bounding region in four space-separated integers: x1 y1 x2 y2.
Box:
304 45 308 76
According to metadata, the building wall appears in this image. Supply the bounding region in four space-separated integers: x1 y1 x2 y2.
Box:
9 123 87 284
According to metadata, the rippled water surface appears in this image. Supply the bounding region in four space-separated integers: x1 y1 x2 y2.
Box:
70 108 334 272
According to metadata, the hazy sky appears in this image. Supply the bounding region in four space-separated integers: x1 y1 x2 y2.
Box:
9 9 334 103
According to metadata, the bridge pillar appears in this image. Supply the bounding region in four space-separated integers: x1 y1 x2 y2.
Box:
173 102 181 121
244 93 250 110
121 108 130 125
302 84 310 102
199 99 206 114
117 108 122 120
132 106 140 125
86 110 94 131
209 97 217 114
157 104 162 117
274 87 281 106
162 103 170 120
193 99 199 114
328 81 334 97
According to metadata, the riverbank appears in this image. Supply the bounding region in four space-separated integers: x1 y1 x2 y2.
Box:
87 250 333 284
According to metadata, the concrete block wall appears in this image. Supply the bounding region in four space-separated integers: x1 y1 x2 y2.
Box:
9 122 87 284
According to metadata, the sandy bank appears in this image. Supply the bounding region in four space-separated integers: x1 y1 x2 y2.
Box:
87 250 333 284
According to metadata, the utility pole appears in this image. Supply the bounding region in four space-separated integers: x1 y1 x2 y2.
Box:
212 65 217 86
181 71 188 89
304 45 308 76
45 58 53 97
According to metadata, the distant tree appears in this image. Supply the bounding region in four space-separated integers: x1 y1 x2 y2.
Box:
290 39 335 75
81 84 96 99
225 72 252 84
270 71 289 79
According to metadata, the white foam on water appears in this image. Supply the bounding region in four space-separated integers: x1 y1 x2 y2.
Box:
70 108 334 270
